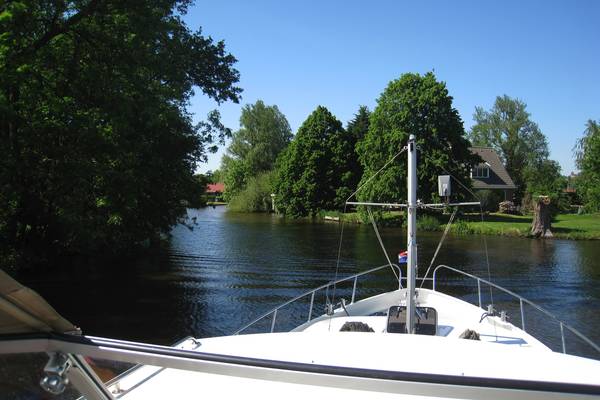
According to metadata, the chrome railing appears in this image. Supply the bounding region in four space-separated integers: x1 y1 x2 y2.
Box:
233 263 402 335
232 262 599 357
432 264 600 356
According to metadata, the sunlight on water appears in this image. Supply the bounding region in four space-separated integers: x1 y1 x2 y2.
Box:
16 207 600 358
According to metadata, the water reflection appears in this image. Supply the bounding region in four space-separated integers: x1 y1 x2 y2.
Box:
16 207 600 359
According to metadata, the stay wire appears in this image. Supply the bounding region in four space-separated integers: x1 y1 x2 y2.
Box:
344 147 407 204
327 146 408 331
419 206 458 289
367 207 400 282
328 203 347 308
438 166 496 315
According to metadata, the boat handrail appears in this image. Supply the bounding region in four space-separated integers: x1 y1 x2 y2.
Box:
233 263 402 335
432 264 600 355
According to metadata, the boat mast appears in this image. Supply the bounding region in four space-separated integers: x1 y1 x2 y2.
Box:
406 134 417 334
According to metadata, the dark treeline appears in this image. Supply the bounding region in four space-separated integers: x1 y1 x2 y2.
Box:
0 1 241 271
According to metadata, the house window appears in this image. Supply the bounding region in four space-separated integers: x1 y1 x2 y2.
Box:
471 164 489 178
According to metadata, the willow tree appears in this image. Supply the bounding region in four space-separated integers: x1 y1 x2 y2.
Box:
0 1 241 269
574 120 600 212
356 73 478 205
222 100 292 201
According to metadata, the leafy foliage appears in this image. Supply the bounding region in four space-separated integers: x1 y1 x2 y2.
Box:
475 190 502 212
356 73 478 205
469 95 549 201
347 105 371 142
274 106 355 217
222 100 291 200
202 170 222 184
344 105 370 199
522 160 566 201
574 120 600 212
0 1 241 269
228 171 275 213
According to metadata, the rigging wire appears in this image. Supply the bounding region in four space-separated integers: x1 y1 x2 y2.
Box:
419 206 458 289
438 166 496 334
344 146 407 203
367 207 400 282
327 203 347 308
327 139 496 338
327 146 407 330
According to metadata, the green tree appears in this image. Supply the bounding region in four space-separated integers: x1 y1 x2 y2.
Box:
228 171 276 213
469 95 549 201
522 160 568 212
347 105 371 142
574 120 600 212
274 106 354 217
356 73 478 205
222 156 248 201
0 1 241 269
201 170 221 184
209 169 224 183
222 100 291 200
344 106 370 198
523 160 565 198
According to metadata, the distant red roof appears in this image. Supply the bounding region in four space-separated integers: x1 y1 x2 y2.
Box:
206 183 225 193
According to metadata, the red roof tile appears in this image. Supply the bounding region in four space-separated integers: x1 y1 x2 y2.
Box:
206 183 225 193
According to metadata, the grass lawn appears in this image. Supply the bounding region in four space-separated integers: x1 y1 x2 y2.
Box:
449 213 600 240
545 213 600 239
320 210 600 240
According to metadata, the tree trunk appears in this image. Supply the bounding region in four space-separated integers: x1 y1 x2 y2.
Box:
531 196 553 238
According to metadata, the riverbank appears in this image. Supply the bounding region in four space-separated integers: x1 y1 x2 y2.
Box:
319 211 600 240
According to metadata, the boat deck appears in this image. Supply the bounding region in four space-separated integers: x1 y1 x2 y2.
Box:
109 333 600 399
105 289 600 399
301 289 547 348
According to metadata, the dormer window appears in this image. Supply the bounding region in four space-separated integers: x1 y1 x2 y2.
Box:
471 163 490 178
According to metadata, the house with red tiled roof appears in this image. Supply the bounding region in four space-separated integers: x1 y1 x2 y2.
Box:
205 182 225 202
206 183 225 194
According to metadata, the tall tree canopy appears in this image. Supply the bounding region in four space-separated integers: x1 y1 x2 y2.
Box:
347 106 371 142
574 119 600 211
356 73 478 204
274 106 354 217
344 106 370 195
468 95 549 200
0 1 241 269
522 160 566 201
221 100 291 200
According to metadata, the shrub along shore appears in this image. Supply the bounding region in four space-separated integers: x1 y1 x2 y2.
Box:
317 211 600 240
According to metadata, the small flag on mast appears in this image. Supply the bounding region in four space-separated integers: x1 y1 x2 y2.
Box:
398 251 408 264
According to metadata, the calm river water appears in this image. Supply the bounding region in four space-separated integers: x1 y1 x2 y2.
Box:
14 206 600 358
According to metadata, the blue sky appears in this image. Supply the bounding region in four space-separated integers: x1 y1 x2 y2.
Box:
185 0 600 175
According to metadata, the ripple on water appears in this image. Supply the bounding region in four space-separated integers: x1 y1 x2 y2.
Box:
14 207 600 359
